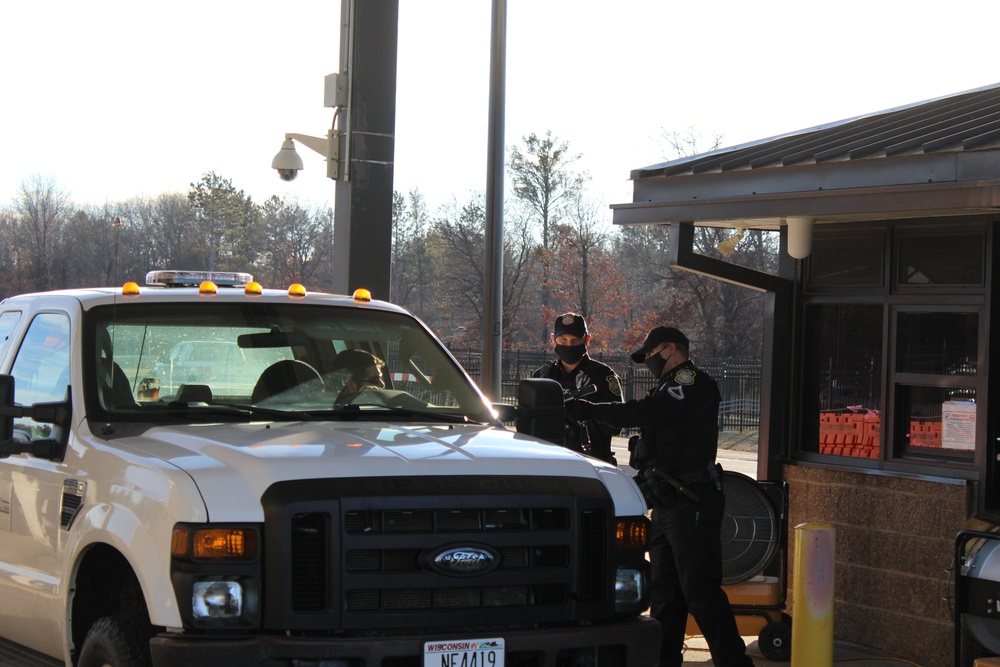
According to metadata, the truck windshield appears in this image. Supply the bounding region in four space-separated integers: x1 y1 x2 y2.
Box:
85 302 492 423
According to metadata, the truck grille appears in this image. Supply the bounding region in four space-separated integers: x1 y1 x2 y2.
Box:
262 476 613 631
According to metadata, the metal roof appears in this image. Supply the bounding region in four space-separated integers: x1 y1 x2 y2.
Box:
612 83 1000 228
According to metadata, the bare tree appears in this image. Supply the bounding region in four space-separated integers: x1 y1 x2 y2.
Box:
103 199 157 283
258 196 332 288
144 192 200 269
507 131 585 339
0 210 23 298
499 209 536 347
659 126 725 161
390 189 431 312
554 194 608 317
427 195 487 346
10 175 72 291
422 192 537 349
61 206 122 287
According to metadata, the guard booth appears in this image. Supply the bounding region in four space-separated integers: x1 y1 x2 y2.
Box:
611 82 1000 667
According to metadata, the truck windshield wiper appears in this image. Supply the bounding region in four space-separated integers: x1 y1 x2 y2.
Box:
323 404 477 424
163 402 318 421
156 401 478 425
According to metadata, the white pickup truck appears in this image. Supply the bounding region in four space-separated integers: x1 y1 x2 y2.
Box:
0 271 658 667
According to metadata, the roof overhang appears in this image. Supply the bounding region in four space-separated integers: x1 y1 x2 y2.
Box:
612 149 1000 229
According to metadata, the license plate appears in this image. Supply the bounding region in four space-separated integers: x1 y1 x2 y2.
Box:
423 637 505 667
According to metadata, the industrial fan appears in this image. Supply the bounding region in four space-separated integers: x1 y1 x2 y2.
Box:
689 471 792 661
721 471 780 585
955 521 1000 666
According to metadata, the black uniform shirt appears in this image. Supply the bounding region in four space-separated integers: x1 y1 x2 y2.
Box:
586 360 720 474
533 354 623 453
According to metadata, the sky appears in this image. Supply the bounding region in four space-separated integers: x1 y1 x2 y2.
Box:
3 0 1000 221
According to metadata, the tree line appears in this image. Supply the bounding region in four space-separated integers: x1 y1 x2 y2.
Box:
0 131 777 359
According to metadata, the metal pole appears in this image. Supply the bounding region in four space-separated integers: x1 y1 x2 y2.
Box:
480 0 506 401
332 0 397 299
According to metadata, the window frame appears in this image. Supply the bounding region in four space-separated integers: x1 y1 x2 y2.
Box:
796 218 991 481
0 311 23 361
893 226 988 293
8 311 72 442
885 303 985 467
804 224 889 295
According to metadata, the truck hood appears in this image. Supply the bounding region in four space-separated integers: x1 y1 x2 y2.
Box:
115 421 648 521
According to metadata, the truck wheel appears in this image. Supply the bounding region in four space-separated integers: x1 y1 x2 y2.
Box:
77 614 152 667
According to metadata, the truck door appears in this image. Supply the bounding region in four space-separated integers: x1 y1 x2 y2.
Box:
0 312 72 654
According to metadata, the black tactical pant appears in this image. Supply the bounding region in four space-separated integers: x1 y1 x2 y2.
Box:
649 481 754 667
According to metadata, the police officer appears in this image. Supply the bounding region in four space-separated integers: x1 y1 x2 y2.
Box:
566 326 753 667
532 313 622 464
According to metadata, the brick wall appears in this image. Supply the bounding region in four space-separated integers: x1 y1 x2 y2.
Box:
783 465 968 667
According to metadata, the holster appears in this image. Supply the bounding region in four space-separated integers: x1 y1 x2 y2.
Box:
634 471 676 508
627 434 657 471
563 418 590 454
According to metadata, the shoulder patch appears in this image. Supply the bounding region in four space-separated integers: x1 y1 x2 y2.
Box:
606 374 622 397
674 369 696 385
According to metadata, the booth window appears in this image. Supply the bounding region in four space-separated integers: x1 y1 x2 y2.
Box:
802 303 883 459
807 230 885 290
800 220 988 472
892 311 978 459
896 232 985 287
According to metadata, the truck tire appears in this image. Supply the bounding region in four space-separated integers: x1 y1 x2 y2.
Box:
77 615 152 667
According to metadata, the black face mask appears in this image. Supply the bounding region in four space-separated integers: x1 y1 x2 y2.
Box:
555 343 586 365
644 353 668 378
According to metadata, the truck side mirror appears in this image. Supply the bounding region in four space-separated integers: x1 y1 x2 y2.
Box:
0 374 72 461
515 377 565 446
0 375 12 443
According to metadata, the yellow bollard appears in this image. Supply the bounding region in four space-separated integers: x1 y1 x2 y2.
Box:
791 522 836 667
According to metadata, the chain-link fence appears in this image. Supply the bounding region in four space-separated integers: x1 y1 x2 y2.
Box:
450 348 762 433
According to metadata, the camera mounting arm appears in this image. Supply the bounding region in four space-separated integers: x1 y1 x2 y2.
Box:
283 133 330 158
271 131 340 182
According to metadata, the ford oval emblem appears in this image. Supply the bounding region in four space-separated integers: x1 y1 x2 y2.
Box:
430 545 500 577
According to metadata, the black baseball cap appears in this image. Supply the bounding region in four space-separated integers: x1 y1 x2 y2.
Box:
630 326 689 363
553 313 588 338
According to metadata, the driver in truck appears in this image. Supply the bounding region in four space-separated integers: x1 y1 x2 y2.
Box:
330 349 386 402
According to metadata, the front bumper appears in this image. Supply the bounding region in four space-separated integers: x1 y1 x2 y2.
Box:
150 616 661 666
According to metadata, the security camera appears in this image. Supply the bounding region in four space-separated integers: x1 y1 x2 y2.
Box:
271 139 304 182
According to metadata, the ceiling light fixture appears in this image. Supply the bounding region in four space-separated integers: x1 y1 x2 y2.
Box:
716 226 746 257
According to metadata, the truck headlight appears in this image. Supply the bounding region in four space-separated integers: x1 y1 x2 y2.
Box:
615 567 645 609
193 581 244 619
613 516 651 615
172 523 262 629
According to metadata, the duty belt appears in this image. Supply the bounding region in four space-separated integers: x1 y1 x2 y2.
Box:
673 463 722 487
642 463 723 505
